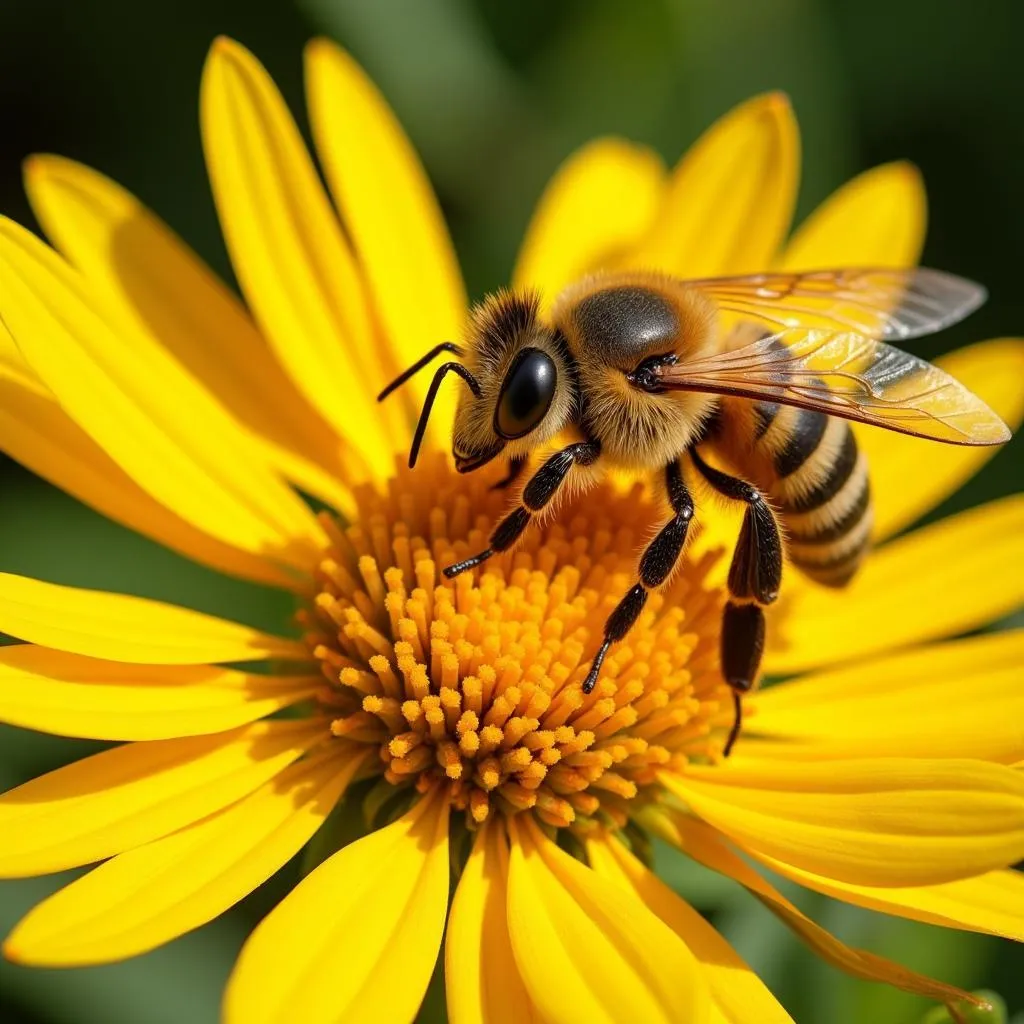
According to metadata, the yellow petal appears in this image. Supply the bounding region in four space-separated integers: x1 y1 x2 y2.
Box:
744 848 1024 944
306 39 468 446
861 339 1024 541
0 645 318 741
201 37 399 476
0 718 324 876
224 789 449 1024
627 93 799 277
0 216 324 573
0 573 305 664
24 155 355 515
645 809 985 1009
446 819 537 1024
766 495 1024 675
749 630 1024 762
3 744 365 965
586 834 793 1024
512 139 665 306
0 331 299 589
662 757 1024 887
779 162 926 270
506 814 710 1024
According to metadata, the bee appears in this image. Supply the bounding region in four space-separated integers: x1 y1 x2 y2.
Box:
379 267 1010 754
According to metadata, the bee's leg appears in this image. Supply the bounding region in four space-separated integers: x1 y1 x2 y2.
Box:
690 448 783 756
443 439 601 578
490 454 528 491
582 458 694 694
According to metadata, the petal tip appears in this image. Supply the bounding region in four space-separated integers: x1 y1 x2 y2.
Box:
21 154 48 182
207 35 251 74
890 158 922 182
210 34 240 56
21 153 78 202
304 36 341 63
751 90 793 120
2 935 28 965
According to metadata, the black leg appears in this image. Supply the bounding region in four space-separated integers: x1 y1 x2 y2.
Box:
490 454 528 491
582 459 694 693
443 439 601 579
690 448 782 756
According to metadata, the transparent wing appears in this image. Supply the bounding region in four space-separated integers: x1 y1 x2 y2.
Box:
691 267 986 342
652 329 1011 446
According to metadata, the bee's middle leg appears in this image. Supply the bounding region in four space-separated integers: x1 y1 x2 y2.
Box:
690 447 783 756
443 439 601 578
582 458 694 693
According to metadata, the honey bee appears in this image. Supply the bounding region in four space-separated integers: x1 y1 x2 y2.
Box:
379 267 1010 754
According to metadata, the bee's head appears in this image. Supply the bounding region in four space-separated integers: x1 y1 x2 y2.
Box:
377 290 575 472
451 290 574 473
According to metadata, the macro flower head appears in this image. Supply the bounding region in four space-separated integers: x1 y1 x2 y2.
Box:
0 34 1022 1024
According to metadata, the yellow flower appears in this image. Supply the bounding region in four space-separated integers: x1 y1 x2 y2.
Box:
0 35 1022 1024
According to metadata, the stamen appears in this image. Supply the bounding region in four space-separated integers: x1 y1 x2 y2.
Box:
306 453 730 831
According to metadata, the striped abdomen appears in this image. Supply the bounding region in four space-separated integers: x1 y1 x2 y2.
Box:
748 402 872 587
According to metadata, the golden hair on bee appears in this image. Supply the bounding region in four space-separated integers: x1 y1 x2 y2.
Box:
551 271 720 471
450 289 576 473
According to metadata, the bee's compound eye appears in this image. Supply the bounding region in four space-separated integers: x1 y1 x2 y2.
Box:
494 348 557 439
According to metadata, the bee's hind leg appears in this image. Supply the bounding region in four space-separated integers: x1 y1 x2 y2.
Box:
690 448 783 756
443 439 601 578
582 458 694 694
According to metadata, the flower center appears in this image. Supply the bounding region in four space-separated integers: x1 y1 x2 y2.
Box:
301 454 733 832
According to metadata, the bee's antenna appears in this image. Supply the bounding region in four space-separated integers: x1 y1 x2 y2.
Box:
378 342 465 402
409 362 482 468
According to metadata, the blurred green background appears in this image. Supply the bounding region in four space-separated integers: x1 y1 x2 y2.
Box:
0 0 1022 1021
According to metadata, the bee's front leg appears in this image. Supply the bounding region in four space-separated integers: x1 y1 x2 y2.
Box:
690 447 783 756
582 458 694 694
443 439 601 578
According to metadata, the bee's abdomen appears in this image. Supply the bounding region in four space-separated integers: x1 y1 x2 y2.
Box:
760 409 872 588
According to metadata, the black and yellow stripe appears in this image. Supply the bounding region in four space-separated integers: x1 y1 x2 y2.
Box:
750 407 872 588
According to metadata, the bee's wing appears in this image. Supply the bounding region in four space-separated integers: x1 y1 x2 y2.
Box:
690 266 986 341
652 328 1011 446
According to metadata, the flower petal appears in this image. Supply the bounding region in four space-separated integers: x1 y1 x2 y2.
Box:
749 630 1024 763
0 573 305 664
861 339 1024 541
306 39 468 446
779 162 926 270
446 819 537 1024
23 155 355 515
662 757 1024 887
201 37 400 475
224 789 449 1024
0 331 299 589
627 93 799 277
506 814 710 1024
512 139 665 304
3 744 365 965
644 809 985 1009
743 849 1024 944
0 645 318 741
586 834 793 1024
0 718 324 876
766 495 1024 675
0 215 324 573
